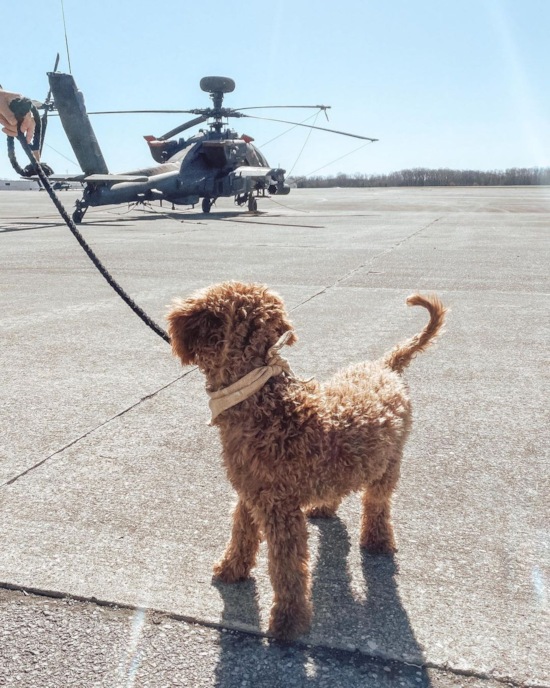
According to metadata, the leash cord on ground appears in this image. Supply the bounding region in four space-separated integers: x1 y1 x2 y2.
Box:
7 106 170 345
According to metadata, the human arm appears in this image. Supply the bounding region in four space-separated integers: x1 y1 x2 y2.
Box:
0 89 36 142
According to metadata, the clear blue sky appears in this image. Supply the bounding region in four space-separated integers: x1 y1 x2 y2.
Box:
2 0 549 179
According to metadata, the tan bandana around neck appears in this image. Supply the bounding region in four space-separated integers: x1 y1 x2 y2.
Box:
207 330 305 425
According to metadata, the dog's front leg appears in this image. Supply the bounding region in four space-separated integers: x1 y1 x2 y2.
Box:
213 499 261 583
260 505 312 640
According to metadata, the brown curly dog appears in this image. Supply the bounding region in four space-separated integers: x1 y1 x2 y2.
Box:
167 282 446 640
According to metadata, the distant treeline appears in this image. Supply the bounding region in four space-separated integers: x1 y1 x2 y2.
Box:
291 167 550 188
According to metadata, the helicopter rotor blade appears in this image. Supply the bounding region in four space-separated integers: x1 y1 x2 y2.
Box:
40 53 61 155
44 53 60 105
159 115 209 141
85 109 199 115
233 105 331 112
236 114 377 142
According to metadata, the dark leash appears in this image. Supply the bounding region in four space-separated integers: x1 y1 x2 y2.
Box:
6 98 171 345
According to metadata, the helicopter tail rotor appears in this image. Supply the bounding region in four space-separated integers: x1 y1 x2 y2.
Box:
38 53 60 157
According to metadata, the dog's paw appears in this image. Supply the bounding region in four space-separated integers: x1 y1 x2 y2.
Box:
360 538 398 555
268 602 312 640
213 558 250 584
304 505 337 519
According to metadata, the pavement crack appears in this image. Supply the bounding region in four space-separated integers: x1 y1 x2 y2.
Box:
0 582 540 688
1 368 198 489
290 215 443 313
220 218 326 228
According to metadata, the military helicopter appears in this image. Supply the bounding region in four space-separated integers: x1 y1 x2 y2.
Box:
36 72 377 223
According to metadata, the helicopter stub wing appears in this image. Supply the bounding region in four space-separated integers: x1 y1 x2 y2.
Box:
84 174 149 182
26 173 149 183
232 166 280 180
48 174 86 182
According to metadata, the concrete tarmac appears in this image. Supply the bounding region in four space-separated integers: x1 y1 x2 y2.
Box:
0 187 549 687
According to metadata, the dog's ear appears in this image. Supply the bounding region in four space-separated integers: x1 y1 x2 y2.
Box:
279 311 298 346
167 301 223 365
285 330 298 346
257 286 299 347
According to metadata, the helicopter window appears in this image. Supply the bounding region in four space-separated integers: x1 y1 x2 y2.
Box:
254 148 268 167
244 147 264 167
202 144 227 167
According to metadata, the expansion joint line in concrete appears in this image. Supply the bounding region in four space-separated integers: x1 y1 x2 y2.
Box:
290 215 444 313
1 368 198 489
0 583 542 688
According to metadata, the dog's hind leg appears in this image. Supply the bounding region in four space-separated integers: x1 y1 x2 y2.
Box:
304 497 342 519
260 505 312 640
213 499 261 583
360 460 400 555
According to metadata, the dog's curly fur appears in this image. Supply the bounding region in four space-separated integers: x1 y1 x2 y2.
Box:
167 282 446 640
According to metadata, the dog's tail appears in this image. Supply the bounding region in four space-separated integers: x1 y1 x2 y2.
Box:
382 294 447 374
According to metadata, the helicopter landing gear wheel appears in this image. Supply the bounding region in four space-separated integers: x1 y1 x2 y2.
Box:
202 197 212 214
72 201 88 224
248 195 258 212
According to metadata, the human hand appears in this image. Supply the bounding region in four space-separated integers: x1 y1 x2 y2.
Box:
0 90 36 143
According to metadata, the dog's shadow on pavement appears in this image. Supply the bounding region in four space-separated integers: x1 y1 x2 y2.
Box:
213 517 432 686
312 518 431 681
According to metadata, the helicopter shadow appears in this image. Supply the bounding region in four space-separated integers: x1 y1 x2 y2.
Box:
212 516 432 686
0 218 133 233
134 209 262 222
